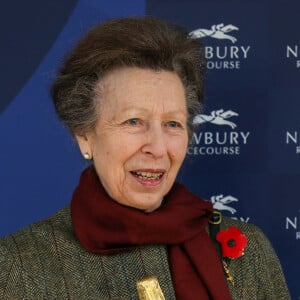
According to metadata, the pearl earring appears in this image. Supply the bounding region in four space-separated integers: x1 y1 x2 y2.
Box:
83 153 91 160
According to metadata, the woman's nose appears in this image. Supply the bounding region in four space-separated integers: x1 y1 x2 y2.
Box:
141 124 167 158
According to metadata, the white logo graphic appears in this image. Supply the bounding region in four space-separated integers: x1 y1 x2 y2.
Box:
209 194 250 222
286 45 300 69
189 23 239 43
188 108 250 156
189 23 251 70
285 211 300 240
193 109 238 129
211 194 238 214
286 131 300 154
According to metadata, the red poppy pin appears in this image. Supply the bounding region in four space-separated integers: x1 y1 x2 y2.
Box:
216 226 248 259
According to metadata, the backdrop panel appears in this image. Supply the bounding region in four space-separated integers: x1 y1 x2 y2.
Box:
0 0 145 235
146 0 299 297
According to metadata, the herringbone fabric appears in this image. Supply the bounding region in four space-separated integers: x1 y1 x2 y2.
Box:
0 206 290 299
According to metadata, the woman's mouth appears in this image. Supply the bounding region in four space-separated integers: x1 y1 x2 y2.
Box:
130 170 165 186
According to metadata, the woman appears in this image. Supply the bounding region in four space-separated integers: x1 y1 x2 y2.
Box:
0 17 290 299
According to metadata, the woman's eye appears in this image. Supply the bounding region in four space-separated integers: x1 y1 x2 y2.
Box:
166 121 181 128
125 118 140 126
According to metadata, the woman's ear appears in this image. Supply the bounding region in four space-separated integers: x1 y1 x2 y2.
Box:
75 133 93 160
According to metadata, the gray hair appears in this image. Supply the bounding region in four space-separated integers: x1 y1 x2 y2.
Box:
51 16 206 139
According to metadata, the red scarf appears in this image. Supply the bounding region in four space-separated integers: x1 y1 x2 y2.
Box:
71 166 232 300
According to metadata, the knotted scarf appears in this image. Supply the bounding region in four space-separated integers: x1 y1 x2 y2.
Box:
71 166 232 299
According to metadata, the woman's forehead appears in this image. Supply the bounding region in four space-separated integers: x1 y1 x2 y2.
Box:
95 67 187 113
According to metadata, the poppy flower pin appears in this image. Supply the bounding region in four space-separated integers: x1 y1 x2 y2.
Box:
216 226 248 259
216 226 248 285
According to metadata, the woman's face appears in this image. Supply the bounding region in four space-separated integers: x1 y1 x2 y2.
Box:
76 67 188 212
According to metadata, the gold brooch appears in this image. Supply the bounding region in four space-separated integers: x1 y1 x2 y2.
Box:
137 276 165 300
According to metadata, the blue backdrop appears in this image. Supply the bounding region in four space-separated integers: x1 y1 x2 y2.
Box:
1 0 299 298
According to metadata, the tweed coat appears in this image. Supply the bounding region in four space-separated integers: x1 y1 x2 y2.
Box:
0 206 290 299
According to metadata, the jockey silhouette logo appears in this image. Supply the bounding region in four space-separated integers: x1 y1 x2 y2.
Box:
189 23 239 44
210 195 238 215
193 109 238 129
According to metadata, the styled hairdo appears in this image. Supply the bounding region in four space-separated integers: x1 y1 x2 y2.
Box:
51 16 205 138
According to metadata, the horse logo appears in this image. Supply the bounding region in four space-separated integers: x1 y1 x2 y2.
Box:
189 23 239 44
193 109 238 129
210 195 238 215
